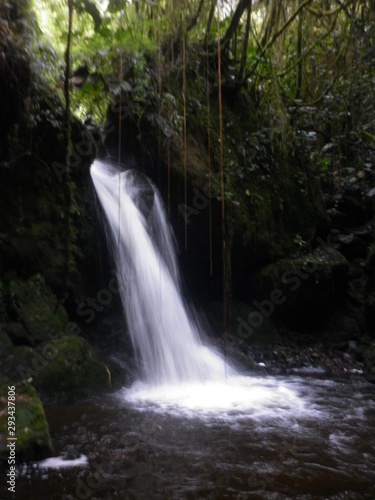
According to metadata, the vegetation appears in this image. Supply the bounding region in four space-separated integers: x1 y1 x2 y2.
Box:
1 0 375 395
13 0 370 199
25 3 373 107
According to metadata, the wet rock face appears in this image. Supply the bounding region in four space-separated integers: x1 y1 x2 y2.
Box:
0 120 97 299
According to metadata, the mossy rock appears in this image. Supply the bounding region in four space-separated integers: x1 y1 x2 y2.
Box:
0 384 53 463
249 247 349 327
32 336 111 402
7 275 68 346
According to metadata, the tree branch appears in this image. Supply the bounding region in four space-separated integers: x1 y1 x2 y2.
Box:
187 0 205 32
221 0 251 50
244 0 313 81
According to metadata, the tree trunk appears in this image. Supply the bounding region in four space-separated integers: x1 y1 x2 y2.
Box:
222 0 251 50
239 0 252 80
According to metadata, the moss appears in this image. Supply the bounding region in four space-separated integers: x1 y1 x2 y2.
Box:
7 275 68 346
0 383 53 463
249 248 349 327
32 336 111 402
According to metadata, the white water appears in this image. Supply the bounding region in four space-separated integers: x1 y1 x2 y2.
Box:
91 159 307 417
91 160 229 384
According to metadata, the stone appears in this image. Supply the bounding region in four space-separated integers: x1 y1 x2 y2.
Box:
0 384 53 463
7 276 68 346
249 247 349 327
32 336 111 402
335 233 366 260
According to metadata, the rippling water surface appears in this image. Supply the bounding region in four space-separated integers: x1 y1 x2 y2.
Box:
13 374 375 499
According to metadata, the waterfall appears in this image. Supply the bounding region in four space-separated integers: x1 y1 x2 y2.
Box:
91 159 229 384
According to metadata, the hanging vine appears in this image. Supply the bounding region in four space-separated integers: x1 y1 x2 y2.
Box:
216 1 226 339
117 1 123 247
206 35 213 277
182 31 188 251
62 0 74 298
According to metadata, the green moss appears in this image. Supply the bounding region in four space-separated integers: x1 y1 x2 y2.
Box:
32 336 111 402
249 248 349 327
0 383 53 463
8 275 68 346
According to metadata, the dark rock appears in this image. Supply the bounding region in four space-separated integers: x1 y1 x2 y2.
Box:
335 233 367 260
327 208 348 230
335 193 369 227
249 247 349 327
6 275 68 346
3 322 31 346
0 384 53 463
32 336 111 403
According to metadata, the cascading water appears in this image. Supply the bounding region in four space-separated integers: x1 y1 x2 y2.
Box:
91 159 229 384
91 159 307 418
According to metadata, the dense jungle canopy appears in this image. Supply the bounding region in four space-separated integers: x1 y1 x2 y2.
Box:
7 0 375 129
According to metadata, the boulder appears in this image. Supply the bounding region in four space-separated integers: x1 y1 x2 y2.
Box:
31 336 111 402
249 247 349 327
0 384 53 463
7 275 68 346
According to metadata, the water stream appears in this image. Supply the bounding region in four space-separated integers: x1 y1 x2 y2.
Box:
11 160 375 499
15 376 375 499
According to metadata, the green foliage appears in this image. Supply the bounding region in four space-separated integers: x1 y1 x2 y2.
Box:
23 0 375 179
